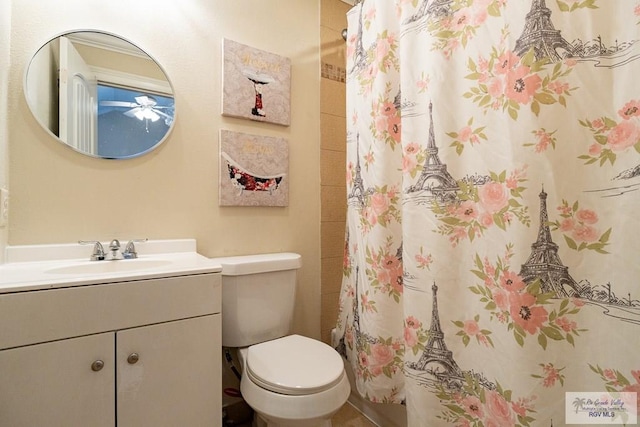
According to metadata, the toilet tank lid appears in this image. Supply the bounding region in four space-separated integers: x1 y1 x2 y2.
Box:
214 252 302 276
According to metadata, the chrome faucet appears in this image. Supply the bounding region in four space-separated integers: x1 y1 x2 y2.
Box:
107 239 123 260
80 238 148 261
123 239 148 259
79 240 106 261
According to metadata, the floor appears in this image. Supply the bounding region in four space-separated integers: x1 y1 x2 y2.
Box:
223 401 377 427
332 402 378 426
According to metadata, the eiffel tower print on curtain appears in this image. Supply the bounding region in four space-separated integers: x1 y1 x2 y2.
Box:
405 283 466 391
514 0 575 63
519 187 580 298
406 102 459 201
404 0 454 24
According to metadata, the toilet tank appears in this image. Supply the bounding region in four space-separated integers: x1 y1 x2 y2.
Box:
213 252 302 347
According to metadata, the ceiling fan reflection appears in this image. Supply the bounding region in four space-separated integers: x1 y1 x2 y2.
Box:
100 95 174 132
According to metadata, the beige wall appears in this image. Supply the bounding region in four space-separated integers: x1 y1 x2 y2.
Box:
7 0 321 339
0 0 9 263
320 0 350 343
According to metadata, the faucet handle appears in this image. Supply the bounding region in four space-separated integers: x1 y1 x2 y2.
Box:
79 240 105 261
123 238 148 259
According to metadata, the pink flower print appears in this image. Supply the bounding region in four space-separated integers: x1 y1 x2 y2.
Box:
618 100 640 120
571 224 599 243
364 151 374 167
607 120 640 152
487 76 505 98
415 253 433 269
493 288 510 312
462 395 484 419
387 115 401 143
604 369 617 381
509 292 549 335
576 208 598 225
557 204 572 216
588 143 602 156
404 326 418 348
456 420 471 427
555 316 577 333
632 370 640 383
458 125 473 142
370 193 389 216
472 8 488 26
370 343 394 369
387 186 398 200
542 364 561 387
381 101 396 116
406 316 421 329
376 39 390 59
479 212 494 227
494 50 520 75
572 297 585 307
500 270 526 293
635 4 640 16
374 115 388 135
477 334 490 347
365 6 376 21
456 200 479 221
592 118 606 131
451 8 471 31
358 351 369 367
496 311 508 324
479 182 509 214
477 57 490 82
548 80 569 95
402 155 417 174
450 226 467 245
382 253 400 270
484 390 515 427
559 218 575 232
363 206 378 227
404 142 420 155
484 257 496 276
505 66 542 105
463 319 480 336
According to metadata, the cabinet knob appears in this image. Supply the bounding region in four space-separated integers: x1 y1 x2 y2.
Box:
127 353 139 364
91 360 104 372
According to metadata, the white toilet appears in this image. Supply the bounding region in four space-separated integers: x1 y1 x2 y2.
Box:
214 252 350 427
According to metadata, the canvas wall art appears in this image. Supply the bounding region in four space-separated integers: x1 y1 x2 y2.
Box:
222 39 291 126
219 130 289 207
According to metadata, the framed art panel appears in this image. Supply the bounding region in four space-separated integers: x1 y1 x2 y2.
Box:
219 130 289 207
222 39 291 126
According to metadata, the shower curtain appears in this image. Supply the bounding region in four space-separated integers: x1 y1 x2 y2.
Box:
333 0 640 425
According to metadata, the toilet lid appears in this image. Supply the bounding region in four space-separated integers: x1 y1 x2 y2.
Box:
246 334 344 396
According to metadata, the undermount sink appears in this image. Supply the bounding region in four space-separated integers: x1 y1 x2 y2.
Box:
46 259 172 275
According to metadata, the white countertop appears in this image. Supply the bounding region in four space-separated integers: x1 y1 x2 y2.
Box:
0 239 222 294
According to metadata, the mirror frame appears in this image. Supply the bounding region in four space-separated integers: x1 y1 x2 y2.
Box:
24 29 176 160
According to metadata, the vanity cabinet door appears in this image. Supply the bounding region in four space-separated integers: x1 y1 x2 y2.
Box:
116 314 221 427
0 332 115 427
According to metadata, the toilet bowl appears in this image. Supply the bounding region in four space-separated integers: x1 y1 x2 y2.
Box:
238 335 350 427
212 253 351 427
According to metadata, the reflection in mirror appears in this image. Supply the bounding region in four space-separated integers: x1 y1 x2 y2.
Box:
25 31 175 159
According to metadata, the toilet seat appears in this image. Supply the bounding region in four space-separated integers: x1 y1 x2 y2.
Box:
246 334 345 396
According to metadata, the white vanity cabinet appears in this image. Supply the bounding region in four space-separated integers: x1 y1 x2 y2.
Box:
0 272 222 427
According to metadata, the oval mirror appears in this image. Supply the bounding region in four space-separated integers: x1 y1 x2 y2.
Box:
24 30 175 159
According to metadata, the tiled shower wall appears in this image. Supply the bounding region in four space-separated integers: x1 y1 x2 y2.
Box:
320 0 350 344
